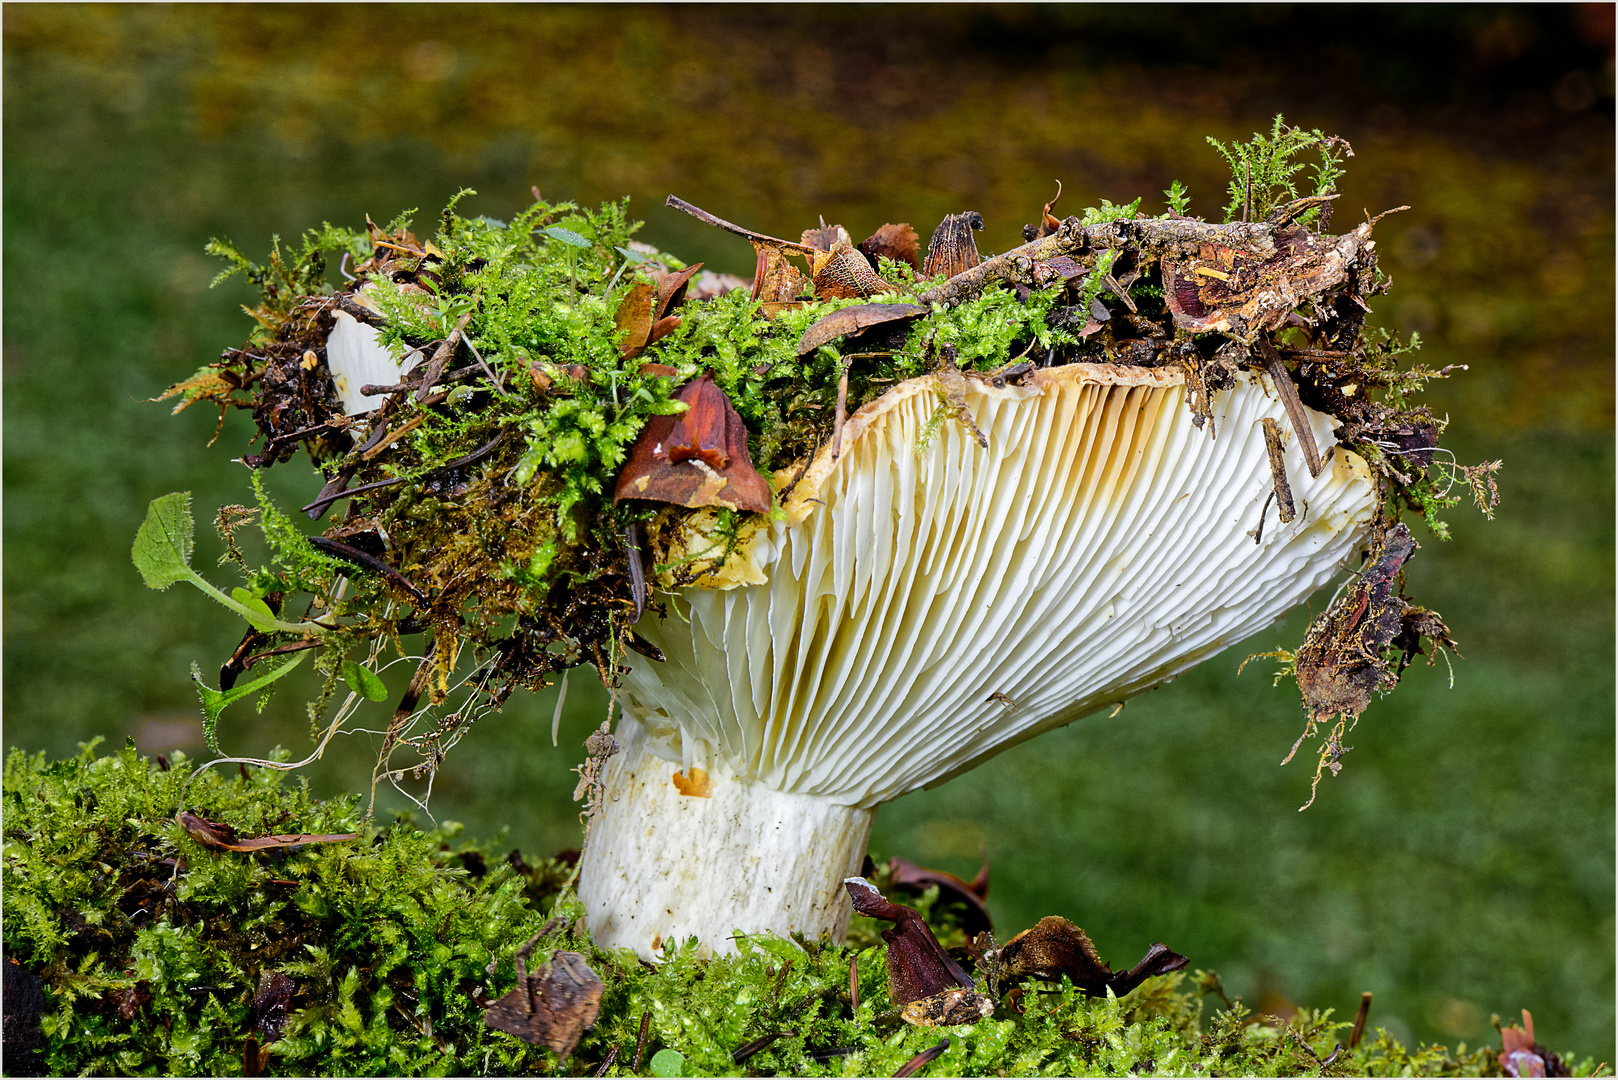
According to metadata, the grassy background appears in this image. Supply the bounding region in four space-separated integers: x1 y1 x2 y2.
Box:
4 5 1612 1063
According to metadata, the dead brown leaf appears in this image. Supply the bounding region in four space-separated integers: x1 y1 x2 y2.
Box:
175 810 358 853
923 212 984 278
844 877 976 1018
858 223 921 270
484 948 603 1061
994 916 1187 997
811 240 888 300
612 373 774 514
887 856 992 937
796 303 929 356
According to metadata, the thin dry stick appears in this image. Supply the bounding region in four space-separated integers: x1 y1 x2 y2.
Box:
832 365 850 461
1255 334 1324 477
1259 417 1297 523
632 1012 652 1073
1349 991 1373 1049
665 195 821 255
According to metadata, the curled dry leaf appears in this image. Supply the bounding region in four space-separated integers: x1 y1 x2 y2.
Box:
750 243 810 318
801 222 852 251
175 810 358 853
887 856 992 937
923 212 984 278
858 223 921 271
614 281 655 358
1022 180 1065 241
844 877 976 1018
796 303 929 356
995 916 1188 997
613 373 774 514
484 949 604 1061
811 240 888 300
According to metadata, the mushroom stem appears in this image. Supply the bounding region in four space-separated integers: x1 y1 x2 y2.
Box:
578 720 874 958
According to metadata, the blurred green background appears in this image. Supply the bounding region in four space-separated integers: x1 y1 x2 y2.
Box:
5 4 1612 1063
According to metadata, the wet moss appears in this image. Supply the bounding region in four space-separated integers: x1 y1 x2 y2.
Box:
6 743 1598 1077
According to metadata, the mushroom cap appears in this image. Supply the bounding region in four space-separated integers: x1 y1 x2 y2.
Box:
619 363 1377 808
326 309 404 415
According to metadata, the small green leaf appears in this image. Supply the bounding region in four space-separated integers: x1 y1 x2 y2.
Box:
231 587 277 627
192 650 312 755
132 492 196 589
543 226 591 248
649 1049 685 1078
341 661 389 703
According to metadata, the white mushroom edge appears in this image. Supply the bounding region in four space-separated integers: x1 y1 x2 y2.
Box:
578 362 1379 957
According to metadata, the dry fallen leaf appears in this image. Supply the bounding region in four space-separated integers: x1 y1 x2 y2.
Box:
923 212 984 278
484 949 603 1061
810 239 888 300
857 223 921 271
175 810 358 853
796 303 929 356
993 916 1187 997
887 856 992 937
613 373 774 514
844 877 976 1020
1022 180 1065 241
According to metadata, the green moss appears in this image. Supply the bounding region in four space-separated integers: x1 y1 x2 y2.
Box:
8 743 1599 1077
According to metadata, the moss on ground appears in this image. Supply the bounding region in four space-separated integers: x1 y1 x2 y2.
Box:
5 742 1596 1077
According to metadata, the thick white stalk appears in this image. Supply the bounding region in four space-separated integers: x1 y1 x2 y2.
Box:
578 720 874 958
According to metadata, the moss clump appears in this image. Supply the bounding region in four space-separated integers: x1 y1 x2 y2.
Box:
8 743 1595 1077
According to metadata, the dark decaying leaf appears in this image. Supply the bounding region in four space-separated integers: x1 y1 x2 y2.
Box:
3 958 46 1077
887 856 992 937
858 223 921 270
844 877 975 1014
484 949 604 1061
923 212 984 278
894 1039 951 1077
1294 524 1458 724
796 304 929 356
995 916 1188 997
176 810 358 853
247 970 296 1043
613 373 774 514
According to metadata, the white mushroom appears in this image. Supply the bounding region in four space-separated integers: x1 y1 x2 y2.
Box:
578 362 1377 957
325 308 404 415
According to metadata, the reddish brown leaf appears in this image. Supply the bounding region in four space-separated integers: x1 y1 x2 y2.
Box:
844 877 974 1011
887 856 992 937
646 314 682 347
796 304 929 356
614 281 655 358
995 916 1187 997
484 950 603 1061
858 223 921 271
176 810 358 853
613 374 773 514
652 263 704 320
